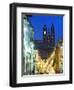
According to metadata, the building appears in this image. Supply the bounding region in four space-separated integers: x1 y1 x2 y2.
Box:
22 15 36 75
34 24 55 59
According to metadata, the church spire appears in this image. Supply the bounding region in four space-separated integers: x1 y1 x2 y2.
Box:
50 24 55 47
43 25 47 41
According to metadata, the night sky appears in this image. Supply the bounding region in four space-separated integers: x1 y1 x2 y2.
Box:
27 14 63 43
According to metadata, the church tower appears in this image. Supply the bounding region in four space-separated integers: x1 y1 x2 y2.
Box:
48 30 50 42
43 25 47 41
50 24 55 47
47 31 51 48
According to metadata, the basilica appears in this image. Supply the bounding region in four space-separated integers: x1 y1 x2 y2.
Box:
43 24 55 47
34 24 55 59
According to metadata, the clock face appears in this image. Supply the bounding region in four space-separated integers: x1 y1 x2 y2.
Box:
44 31 46 35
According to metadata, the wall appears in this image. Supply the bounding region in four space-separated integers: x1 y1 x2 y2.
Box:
0 0 74 89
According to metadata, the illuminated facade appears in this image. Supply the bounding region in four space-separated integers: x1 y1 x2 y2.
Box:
22 15 35 75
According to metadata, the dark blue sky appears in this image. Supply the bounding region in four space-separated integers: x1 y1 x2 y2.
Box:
28 14 63 43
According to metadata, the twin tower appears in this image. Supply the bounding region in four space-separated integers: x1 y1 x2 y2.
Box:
43 24 55 47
